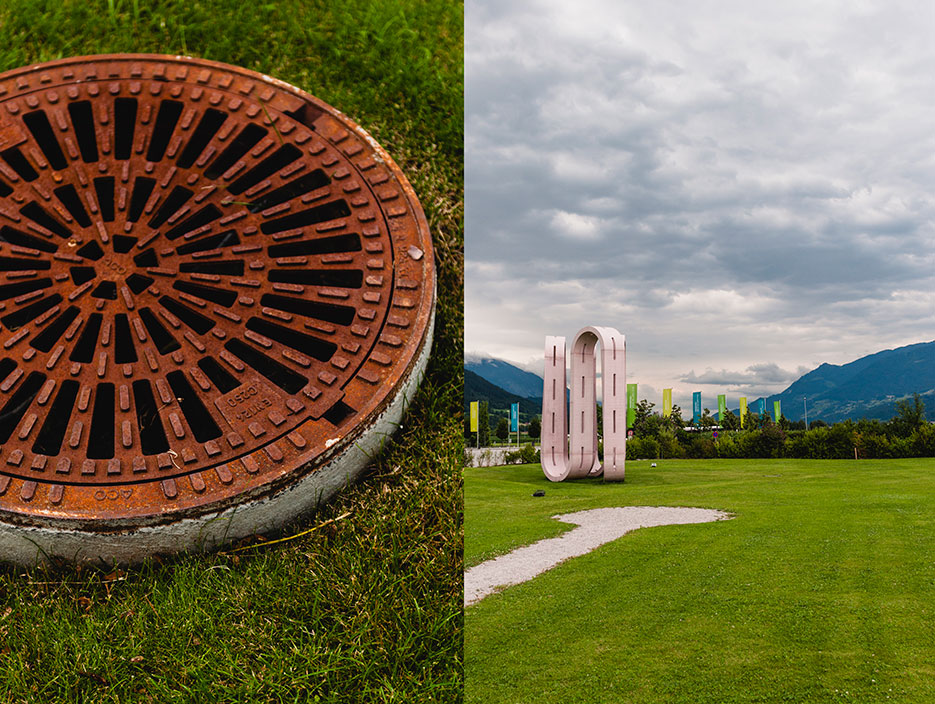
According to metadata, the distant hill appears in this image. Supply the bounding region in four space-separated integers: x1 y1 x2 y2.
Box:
469 340 935 427
464 370 541 423
751 340 935 423
465 357 544 399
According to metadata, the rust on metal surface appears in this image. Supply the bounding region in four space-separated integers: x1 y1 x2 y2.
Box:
0 55 434 530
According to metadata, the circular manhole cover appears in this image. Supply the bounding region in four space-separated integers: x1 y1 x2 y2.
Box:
0 55 435 564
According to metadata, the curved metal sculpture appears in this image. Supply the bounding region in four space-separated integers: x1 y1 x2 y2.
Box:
541 326 626 482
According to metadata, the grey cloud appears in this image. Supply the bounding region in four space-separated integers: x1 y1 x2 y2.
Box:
466 0 935 393
681 363 803 387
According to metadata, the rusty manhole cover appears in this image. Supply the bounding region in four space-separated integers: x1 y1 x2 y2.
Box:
0 55 435 564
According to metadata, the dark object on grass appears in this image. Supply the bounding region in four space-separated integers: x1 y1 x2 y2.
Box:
532 490 546 497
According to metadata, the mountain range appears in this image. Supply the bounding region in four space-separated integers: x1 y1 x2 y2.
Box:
756 340 935 423
463 370 540 424
464 357 544 399
466 340 935 423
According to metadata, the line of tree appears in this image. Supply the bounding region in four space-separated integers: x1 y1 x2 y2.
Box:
465 393 934 459
626 393 934 460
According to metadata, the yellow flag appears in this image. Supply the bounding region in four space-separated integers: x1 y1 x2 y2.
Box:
663 389 672 417
469 401 479 432
739 397 747 428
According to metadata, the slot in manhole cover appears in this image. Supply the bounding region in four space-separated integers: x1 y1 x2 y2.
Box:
0 55 435 564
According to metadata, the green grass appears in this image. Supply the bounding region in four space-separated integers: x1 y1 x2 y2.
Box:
466 459 935 703
0 1 462 702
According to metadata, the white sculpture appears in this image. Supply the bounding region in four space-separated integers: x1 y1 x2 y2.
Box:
540 326 626 482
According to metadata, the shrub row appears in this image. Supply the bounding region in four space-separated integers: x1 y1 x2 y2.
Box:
625 422 935 460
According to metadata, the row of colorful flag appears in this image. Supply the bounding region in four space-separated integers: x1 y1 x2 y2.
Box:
468 401 521 433
469 391 782 433
679 389 781 427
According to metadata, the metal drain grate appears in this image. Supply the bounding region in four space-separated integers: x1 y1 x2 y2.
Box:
0 55 434 563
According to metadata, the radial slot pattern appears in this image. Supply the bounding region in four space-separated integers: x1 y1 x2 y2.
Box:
0 55 434 535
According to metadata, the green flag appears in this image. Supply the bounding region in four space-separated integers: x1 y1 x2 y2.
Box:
774 400 781 422
626 383 637 428
717 394 726 422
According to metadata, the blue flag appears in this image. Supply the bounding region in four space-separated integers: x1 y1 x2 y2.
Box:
757 398 765 415
692 392 701 425
510 402 519 432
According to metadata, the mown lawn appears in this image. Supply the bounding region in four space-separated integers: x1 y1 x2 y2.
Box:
466 459 935 703
0 1 462 702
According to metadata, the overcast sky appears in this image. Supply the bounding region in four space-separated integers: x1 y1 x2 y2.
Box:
465 0 935 409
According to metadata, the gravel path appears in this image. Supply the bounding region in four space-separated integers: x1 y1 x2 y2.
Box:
465 506 731 607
